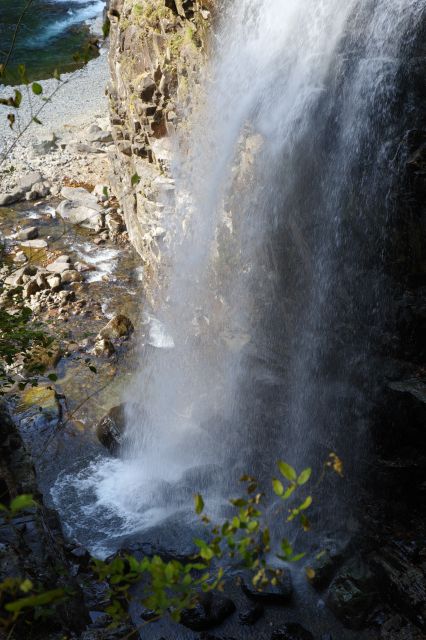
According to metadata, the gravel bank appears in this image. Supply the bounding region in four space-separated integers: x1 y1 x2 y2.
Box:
0 48 109 159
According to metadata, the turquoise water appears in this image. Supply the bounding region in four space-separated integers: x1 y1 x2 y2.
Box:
0 0 105 84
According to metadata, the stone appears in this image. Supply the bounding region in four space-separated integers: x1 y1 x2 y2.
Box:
56 200 103 230
0 188 26 206
16 226 38 241
326 560 376 629
60 186 101 210
56 255 72 264
96 404 126 453
46 260 71 274
98 314 134 340
380 614 425 640
271 623 314 640
4 265 37 287
20 386 60 417
35 273 50 291
239 602 263 625
20 239 48 249
23 279 40 299
47 275 62 291
26 181 50 200
32 133 58 155
75 261 95 273
61 269 83 284
240 569 293 604
20 171 43 191
371 543 426 630
87 129 113 144
180 592 236 631
92 337 115 357
306 547 344 589
106 212 125 233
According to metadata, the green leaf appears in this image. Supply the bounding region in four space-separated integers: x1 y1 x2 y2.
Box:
194 493 204 515
31 82 43 96
278 461 297 481
33 116 42 125
131 172 141 186
230 498 246 507
272 478 284 496
7 113 15 129
47 373 58 381
299 496 312 511
14 90 22 108
89 365 97 373
10 494 36 513
297 467 312 485
5 588 65 614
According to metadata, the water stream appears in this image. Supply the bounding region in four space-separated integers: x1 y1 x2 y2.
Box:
52 0 425 558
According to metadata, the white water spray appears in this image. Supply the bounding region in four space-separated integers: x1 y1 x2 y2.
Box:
52 0 424 555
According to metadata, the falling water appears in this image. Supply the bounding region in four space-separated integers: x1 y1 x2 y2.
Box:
52 0 425 555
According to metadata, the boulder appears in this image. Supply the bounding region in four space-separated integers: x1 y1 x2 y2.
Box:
240 569 293 604
271 623 314 640
0 187 26 206
0 172 43 206
16 226 38 241
60 186 101 210
96 404 126 453
239 602 263 625
180 592 236 631
98 314 134 340
46 260 71 274
326 560 377 629
61 269 83 284
56 200 103 230
26 181 50 200
92 337 115 357
305 547 344 590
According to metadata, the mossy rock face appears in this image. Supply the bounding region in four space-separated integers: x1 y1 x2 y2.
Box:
20 386 60 417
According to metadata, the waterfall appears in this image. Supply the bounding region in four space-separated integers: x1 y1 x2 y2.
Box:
52 0 425 556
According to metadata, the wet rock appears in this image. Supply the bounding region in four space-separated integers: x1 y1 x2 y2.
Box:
271 623 314 640
371 543 426 631
20 386 60 418
380 614 425 639
61 269 83 284
239 602 264 625
240 569 293 604
20 238 48 249
180 592 236 631
306 547 345 590
96 404 126 453
93 337 116 357
98 314 134 340
75 261 95 273
326 559 377 629
16 226 38 241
